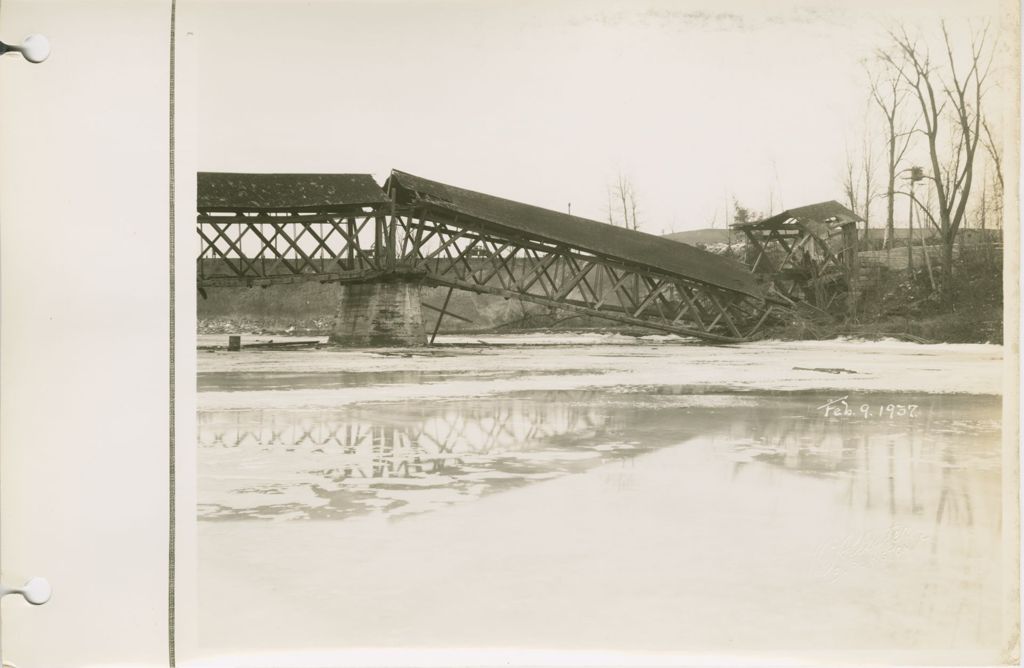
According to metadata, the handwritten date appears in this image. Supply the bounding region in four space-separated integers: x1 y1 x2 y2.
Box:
816 396 918 419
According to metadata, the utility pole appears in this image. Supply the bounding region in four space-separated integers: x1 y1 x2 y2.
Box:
906 166 924 270
907 182 914 270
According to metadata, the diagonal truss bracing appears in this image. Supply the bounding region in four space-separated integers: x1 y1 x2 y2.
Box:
198 166 782 343
198 204 773 343
401 206 771 342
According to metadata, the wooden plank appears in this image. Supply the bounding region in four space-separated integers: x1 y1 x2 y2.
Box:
631 280 669 318
553 259 594 300
706 290 743 338
202 222 262 276
430 287 455 344
422 300 473 323
593 265 632 310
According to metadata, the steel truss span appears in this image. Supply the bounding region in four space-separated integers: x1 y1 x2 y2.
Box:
197 173 775 343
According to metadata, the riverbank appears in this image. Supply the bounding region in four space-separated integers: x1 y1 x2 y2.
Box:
198 257 1005 344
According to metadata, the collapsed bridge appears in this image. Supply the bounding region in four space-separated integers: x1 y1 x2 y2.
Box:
197 170 779 345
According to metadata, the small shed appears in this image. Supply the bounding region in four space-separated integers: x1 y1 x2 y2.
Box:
732 201 861 314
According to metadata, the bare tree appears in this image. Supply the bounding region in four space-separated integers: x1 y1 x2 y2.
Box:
766 159 782 216
884 22 995 295
841 144 860 216
860 134 880 240
980 116 1004 229
841 132 881 242
608 173 640 230
868 56 915 251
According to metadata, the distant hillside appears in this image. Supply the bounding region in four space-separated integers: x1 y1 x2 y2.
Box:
661 227 941 246
663 226 1001 247
661 228 735 245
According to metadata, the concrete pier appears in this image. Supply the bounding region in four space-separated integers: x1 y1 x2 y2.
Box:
328 280 427 347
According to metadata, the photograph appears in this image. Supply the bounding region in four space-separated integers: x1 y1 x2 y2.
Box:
0 0 1018 666
192 1 1019 664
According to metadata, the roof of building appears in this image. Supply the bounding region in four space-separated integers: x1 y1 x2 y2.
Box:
732 201 861 232
386 169 764 299
197 172 390 212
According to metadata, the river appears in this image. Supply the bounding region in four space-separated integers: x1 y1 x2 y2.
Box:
194 335 1009 665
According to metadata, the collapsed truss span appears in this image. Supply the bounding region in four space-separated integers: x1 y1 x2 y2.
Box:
197 170 776 342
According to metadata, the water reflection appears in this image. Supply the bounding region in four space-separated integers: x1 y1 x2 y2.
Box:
197 367 604 393
197 355 1007 655
199 391 1001 537
199 392 659 520
719 394 1000 530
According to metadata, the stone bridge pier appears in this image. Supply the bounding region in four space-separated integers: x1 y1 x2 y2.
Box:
329 278 427 347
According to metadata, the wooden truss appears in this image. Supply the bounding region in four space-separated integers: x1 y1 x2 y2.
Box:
737 221 858 315
197 204 394 286
198 204 773 343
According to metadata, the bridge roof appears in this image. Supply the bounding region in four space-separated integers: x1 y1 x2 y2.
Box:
198 172 391 212
386 170 764 299
733 201 861 231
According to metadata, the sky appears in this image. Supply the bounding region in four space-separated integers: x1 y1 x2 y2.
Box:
194 0 1014 234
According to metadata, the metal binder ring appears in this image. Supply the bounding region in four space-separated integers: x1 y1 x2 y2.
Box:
0 577 51 605
0 34 50 63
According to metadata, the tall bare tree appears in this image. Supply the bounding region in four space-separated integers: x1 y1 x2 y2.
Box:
884 22 995 294
860 134 879 239
841 131 881 242
868 57 915 251
980 116 1004 229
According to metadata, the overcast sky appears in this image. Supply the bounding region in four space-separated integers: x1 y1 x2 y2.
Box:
194 0 1013 234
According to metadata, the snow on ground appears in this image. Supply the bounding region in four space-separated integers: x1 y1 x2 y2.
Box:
197 336 1003 411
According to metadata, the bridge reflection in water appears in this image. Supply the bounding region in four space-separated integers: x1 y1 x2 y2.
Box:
199 390 1000 551
199 392 655 520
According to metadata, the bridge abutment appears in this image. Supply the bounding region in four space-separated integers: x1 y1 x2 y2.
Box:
328 279 427 347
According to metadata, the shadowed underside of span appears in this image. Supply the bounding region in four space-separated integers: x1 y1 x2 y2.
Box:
196 170 776 342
